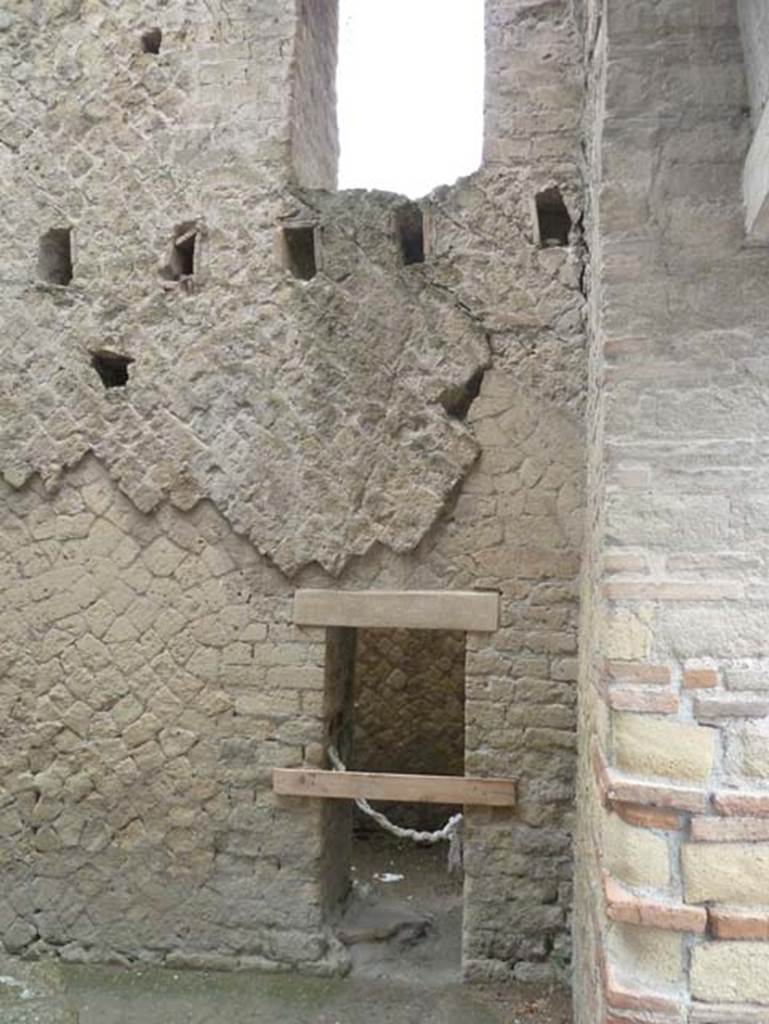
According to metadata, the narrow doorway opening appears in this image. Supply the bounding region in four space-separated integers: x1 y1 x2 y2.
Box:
322 625 466 981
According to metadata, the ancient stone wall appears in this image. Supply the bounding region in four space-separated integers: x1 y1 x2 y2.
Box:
0 457 340 971
574 1 769 1020
0 0 587 983
739 0 769 126
353 628 465 780
352 628 465 830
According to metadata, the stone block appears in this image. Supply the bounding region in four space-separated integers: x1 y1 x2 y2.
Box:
613 713 716 783
601 608 652 661
733 723 769 778
607 922 684 987
683 843 769 905
603 811 670 888
691 942 769 1004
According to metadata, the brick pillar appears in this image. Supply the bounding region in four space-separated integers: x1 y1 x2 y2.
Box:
575 0 769 1020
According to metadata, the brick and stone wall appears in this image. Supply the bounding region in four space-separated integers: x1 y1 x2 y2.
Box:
574 1 769 1020
0 0 587 985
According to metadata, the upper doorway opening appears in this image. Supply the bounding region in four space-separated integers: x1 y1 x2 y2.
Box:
336 0 484 198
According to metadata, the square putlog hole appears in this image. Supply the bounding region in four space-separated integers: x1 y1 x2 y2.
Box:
395 204 425 265
281 225 318 280
141 27 162 54
91 351 134 389
535 187 572 247
160 222 198 287
38 228 73 285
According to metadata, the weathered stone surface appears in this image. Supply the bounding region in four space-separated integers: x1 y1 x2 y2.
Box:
602 812 670 889
0 0 588 990
683 844 769 907
574 0 769 1021
613 715 717 784
352 627 465 829
691 942 769 1005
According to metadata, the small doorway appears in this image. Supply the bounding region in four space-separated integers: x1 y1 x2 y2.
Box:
322 626 466 982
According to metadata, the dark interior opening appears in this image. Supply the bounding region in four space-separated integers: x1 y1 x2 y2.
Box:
535 186 572 247
438 368 485 421
141 27 162 54
91 351 134 389
38 228 73 286
159 222 197 285
282 225 317 280
172 224 196 277
395 204 425 265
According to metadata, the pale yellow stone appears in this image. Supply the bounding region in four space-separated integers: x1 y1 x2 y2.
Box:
691 942 769 1003
683 843 769 906
601 607 651 661
607 923 683 986
613 713 716 782
736 723 769 777
602 810 670 888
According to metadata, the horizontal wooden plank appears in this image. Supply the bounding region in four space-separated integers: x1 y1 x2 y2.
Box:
293 589 499 632
272 768 516 807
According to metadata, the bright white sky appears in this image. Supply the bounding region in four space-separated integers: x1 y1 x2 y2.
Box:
336 0 485 198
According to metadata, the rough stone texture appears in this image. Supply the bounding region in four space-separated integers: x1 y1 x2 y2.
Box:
691 942 769 1005
739 0 769 127
0 457 341 971
12 0 769 1011
601 812 670 890
612 714 717 784
353 628 464 779
607 923 683 989
0 0 587 984
0 1 488 577
683 844 769 907
352 628 465 829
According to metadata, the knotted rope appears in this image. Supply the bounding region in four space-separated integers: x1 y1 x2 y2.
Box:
327 745 464 872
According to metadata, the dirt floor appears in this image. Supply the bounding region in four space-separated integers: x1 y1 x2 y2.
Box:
341 831 464 983
0 957 571 1024
0 834 571 1023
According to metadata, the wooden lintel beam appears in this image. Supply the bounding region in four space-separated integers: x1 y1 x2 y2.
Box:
272 768 517 807
293 589 499 632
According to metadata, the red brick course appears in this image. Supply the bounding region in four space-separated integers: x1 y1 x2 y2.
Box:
604 874 707 934
615 801 682 831
593 743 709 813
713 791 769 817
683 667 719 690
608 688 679 713
605 964 681 1014
709 906 769 940
605 661 671 685
691 816 769 842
